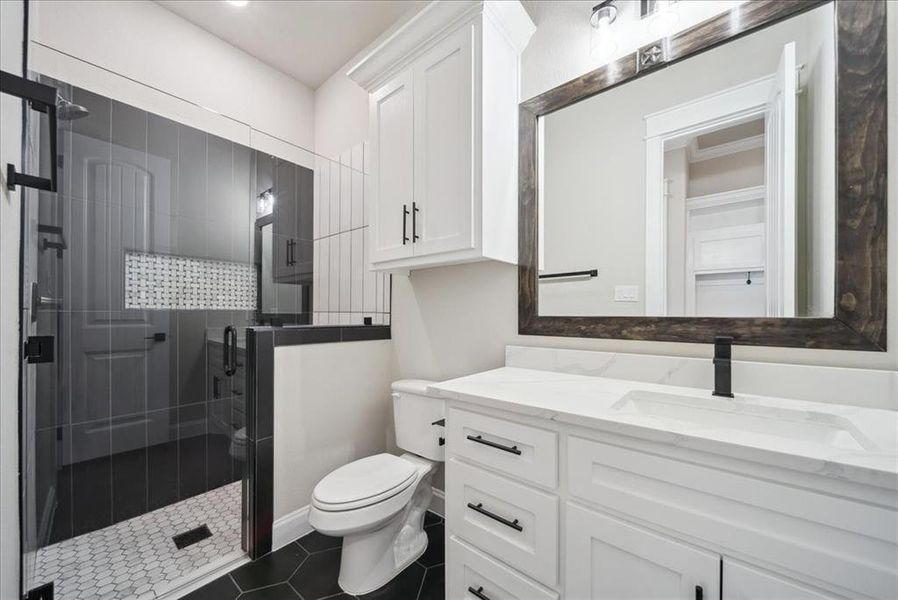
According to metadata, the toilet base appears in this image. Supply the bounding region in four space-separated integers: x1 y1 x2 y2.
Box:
337 462 434 595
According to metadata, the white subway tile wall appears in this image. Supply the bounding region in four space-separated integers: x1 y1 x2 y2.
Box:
312 142 390 326
124 251 256 310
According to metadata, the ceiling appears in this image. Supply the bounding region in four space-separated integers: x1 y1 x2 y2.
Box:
155 0 422 89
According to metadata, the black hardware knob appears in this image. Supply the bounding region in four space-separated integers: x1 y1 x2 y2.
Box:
145 332 166 342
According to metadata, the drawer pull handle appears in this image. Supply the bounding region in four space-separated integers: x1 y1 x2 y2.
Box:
468 586 491 600
695 585 703 600
466 434 521 455
467 502 523 532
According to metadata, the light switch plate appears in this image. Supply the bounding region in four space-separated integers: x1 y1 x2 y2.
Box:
614 285 639 302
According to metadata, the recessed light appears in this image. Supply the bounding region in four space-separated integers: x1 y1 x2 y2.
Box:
227 0 249 7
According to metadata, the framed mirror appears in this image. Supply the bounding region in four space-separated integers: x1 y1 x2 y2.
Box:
519 0 887 350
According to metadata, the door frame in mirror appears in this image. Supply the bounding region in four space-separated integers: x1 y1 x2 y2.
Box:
518 0 887 350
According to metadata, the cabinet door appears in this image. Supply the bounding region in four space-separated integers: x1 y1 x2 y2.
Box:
724 560 846 600
370 70 415 263
412 24 474 257
566 503 720 600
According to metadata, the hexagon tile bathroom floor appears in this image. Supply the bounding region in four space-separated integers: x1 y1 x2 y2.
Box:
183 511 446 600
31 481 242 600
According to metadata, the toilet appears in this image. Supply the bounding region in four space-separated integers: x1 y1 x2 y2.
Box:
309 380 444 595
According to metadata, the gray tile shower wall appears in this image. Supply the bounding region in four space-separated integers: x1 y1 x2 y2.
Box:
31 77 270 546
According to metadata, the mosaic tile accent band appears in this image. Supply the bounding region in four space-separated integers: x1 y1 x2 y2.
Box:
125 252 257 310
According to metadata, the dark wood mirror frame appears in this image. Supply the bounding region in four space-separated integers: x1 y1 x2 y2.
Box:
519 0 887 350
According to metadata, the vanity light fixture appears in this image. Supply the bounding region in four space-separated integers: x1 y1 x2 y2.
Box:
589 1 618 61
257 188 275 217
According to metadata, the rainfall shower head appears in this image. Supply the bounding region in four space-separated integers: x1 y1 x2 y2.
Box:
56 93 90 120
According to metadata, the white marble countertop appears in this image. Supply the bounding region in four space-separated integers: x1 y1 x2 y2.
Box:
429 367 898 490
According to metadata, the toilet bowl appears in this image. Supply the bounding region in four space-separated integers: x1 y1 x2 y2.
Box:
309 380 444 595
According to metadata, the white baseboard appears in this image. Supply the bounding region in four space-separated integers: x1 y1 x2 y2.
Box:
272 506 313 551
430 488 445 517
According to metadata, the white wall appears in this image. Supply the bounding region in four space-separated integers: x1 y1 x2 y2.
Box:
30 0 315 151
314 72 370 162
0 1 24 596
316 3 898 407
273 340 396 520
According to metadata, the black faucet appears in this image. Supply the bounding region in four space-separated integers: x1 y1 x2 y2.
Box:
712 336 734 398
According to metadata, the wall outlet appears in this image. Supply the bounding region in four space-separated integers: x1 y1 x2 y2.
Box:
614 285 640 302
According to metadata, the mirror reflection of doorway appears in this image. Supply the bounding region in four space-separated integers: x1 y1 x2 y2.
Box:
645 42 798 318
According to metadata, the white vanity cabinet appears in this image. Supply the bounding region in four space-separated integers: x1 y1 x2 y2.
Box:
442 402 897 600
348 1 535 272
565 503 720 600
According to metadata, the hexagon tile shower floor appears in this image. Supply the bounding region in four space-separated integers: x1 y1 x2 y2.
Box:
31 481 242 599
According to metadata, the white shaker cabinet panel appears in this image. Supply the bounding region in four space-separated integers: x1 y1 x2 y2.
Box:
724 560 847 600
447 458 558 587
565 503 720 600
447 536 558 600
369 71 415 263
412 25 474 258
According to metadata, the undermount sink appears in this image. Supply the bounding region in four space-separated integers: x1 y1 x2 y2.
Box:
611 390 878 452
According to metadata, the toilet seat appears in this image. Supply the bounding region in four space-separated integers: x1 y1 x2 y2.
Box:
312 454 417 511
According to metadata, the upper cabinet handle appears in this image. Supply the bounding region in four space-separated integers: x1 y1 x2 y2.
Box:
412 201 420 242
466 434 521 455
402 204 410 245
695 585 703 600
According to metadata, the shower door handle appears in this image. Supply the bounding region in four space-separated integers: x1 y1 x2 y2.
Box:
223 326 237 376
1 71 58 192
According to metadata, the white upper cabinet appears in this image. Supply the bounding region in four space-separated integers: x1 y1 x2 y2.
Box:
349 1 535 271
370 71 415 263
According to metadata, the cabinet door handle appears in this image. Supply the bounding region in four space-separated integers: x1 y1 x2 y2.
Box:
412 201 420 242
467 586 491 600
402 205 410 245
466 502 523 531
695 585 703 600
466 434 521 455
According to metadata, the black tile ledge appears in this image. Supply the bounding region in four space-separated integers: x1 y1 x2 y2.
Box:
247 325 391 347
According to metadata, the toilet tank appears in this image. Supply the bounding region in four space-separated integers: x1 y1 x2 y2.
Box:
392 380 445 462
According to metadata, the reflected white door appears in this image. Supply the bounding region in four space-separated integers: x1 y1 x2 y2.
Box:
765 41 797 317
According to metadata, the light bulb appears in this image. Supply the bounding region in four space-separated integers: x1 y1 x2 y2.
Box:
227 1 249 7
590 19 617 62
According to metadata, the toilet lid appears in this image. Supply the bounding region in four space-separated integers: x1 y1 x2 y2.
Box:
313 454 417 508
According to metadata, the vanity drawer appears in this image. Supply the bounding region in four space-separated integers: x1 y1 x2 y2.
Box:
447 458 558 587
448 536 558 600
447 407 558 489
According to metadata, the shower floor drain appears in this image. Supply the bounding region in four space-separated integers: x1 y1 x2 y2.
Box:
172 524 213 549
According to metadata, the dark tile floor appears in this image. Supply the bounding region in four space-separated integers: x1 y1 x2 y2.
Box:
183 512 445 600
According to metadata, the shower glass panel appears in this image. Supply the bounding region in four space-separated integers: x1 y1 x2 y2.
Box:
18 75 312 599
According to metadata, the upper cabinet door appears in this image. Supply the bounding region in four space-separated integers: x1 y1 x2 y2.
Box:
370 71 415 263
566 503 720 600
724 560 846 600
412 25 474 257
